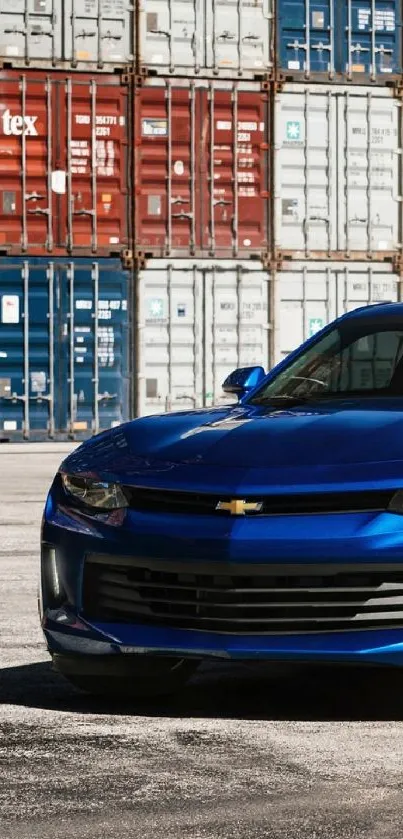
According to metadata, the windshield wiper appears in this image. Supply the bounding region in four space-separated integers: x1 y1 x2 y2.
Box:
249 395 324 407
250 389 396 407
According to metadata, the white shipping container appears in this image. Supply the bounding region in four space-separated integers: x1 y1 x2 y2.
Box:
0 0 134 70
135 260 271 416
138 0 274 78
0 0 273 77
274 84 402 259
134 260 400 417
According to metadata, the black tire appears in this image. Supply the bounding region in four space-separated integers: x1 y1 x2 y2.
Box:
53 654 198 698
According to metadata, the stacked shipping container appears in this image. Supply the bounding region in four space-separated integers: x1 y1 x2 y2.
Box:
1 1 403 435
133 0 403 418
271 0 403 421
0 2 135 439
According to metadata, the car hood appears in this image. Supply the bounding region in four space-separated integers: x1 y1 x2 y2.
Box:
62 399 403 493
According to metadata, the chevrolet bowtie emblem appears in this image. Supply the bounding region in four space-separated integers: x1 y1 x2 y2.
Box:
216 499 263 516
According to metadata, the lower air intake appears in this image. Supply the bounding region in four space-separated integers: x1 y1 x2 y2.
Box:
82 556 403 635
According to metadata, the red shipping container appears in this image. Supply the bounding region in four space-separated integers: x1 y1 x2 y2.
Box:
134 79 270 260
0 71 130 256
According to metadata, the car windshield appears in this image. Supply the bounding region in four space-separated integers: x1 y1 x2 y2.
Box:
248 316 403 405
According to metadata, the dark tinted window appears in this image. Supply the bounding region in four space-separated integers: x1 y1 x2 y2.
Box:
249 320 403 404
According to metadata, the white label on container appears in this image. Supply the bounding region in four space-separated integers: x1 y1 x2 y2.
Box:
109 237 119 244
6 46 19 57
217 121 231 130
31 371 46 394
174 160 184 175
1 295 19 324
288 60 300 69
51 170 66 194
76 300 92 310
4 421 17 431
142 119 168 136
238 122 258 131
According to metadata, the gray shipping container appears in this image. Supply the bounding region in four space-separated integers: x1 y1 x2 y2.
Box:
0 0 134 70
138 0 274 78
274 84 402 260
134 259 400 417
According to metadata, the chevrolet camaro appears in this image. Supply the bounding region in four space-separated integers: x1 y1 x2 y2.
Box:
40 303 403 695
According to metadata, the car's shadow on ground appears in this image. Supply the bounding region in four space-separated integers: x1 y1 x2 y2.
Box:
2 659 403 721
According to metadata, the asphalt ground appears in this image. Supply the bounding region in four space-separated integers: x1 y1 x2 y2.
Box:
1 444 403 839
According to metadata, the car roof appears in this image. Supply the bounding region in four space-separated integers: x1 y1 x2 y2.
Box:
341 302 403 321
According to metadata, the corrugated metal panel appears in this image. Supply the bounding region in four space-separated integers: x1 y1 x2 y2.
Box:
0 257 130 440
134 260 271 416
0 0 134 71
278 0 402 82
274 261 400 365
134 79 270 259
0 71 130 256
138 0 274 78
274 84 402 259
134 259 401 418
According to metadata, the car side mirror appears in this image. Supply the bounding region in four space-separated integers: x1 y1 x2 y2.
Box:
222 366 266 400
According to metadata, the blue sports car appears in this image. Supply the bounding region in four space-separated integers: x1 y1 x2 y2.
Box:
40 303 403 695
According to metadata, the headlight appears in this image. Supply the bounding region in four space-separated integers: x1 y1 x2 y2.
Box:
388 491 403 515
61 474 128 510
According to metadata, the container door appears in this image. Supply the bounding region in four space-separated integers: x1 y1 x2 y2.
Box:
60 260 129 436
0 260 58 438
134 82 196 257
275 262 399 365
61 76 129 253
135 80 269 259
64 0 133 69
335 263 399 313
274 87 338 255
336 89 401 255
343 0 401 79
0 74 53 252
138 0 203 74
137 261 270 416
200 83 270 256
0 74 129 256
278 0 334 77
205 0 273 75
0 0 62 66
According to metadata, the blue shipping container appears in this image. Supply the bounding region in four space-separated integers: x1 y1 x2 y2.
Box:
0 258 130 441
278 0 402 80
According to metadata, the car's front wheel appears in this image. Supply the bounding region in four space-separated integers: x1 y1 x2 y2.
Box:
52 654 199 698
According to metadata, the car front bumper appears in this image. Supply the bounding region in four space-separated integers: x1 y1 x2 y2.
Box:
41 492 403 670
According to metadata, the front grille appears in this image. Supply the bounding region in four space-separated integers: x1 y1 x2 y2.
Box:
82 556 403 634
124 488 393 516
